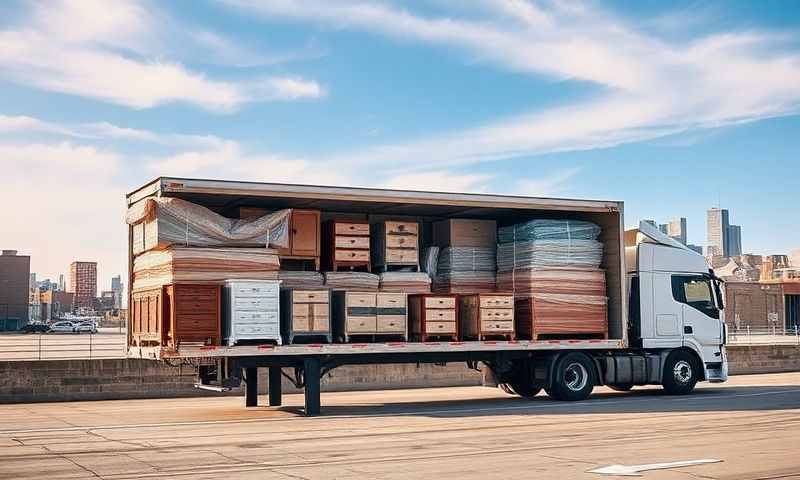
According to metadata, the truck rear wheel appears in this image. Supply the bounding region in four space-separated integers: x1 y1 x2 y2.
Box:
551 353 595 401
662 350 698 395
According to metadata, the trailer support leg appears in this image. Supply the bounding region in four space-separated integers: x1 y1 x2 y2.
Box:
268 367 282 407
244 367 258 407
303 358 321 416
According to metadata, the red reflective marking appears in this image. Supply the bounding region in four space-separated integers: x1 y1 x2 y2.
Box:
547 340 561 344
257 344 275 350
200 346 218 351
350 344 369 348
449 342 464 346
423 342 441 346
387 342 406 347
483 341 497 345
589 339 604 343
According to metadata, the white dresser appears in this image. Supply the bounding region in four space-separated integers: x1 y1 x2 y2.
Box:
222 280 281 346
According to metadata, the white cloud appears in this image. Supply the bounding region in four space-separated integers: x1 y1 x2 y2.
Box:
380 170 493 193
513 167 581 197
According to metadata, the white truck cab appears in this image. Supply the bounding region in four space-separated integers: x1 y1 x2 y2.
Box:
627 221 728 390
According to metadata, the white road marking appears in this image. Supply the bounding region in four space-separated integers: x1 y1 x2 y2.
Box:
588 458 722 476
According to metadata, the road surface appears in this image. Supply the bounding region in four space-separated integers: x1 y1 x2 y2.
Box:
0 372 798 479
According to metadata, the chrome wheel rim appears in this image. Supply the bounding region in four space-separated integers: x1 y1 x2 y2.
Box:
673 360 693 384
564 362 589 391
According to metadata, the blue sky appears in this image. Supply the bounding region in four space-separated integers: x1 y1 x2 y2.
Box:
1 0 799 287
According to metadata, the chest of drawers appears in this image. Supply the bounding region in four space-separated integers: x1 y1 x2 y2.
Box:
332 291 408 342
130 287 165 347
222 280 281 346
459 293 515 341
280 288 332 344
163 284 221 347
408 294 459 342
325 220 371 271
372 220 420 272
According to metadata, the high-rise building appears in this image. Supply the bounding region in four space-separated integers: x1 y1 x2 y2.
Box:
111 275 123 309
707 208 730 257
658 224 668 235
0 250 30 330
727 224 742 257
58 274 65 291
687 244 703 254
668 217 688 245
69 261 97 310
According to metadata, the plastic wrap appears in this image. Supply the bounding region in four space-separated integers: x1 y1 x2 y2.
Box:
379 272 432 294
433 246 497 293
126 197 290 255
497 239 603 271
324 272 380 290
132 247 280 291
278 271 325 289
422 246 439 279
498 219 601 243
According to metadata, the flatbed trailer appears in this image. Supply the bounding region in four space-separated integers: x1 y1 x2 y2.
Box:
126 177 726 415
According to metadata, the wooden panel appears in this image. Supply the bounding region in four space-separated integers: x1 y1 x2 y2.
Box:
292 310 311 331
292 290 329 303
346 293 377 307
481 320 515 332
385 248 418 264
385 221 418 235
290 210 320 256
335 249 370 262
346 316 377 332
175 298 217 314
385 235 417 248
311 303 329 331
432 219 496 248
479 295 513 308
377 293 406 308
376 315 405 332
480 308 514 321
425 296 456 309
335 222 370 235
335 236 370 249
425 308 456 321
426 321 457 334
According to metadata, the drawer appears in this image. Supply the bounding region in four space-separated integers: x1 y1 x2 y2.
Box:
335 249 370 262
335 236 370 249
426 321 457 334
335 222 370 236
425 297 456 309
292 314 310 331
233 296 278 311
425 308 455 321
377 315 406 332
385 248 418 264
292 290 329 304
292 304 311 318
311 312 330 332
480 308 514 321
175 286 218 298
377 293 406 308
346 293 376 308
312 303 329 320
176 314 218 331
234 310 279 324
175 299 217 313
385 235 417 248
346 316 377 333
481 320 515 332
385 221 418 235
235 323 279 336
231 283 279 298
479 296 513 308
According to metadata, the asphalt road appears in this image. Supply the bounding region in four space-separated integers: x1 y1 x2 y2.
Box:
1 372 798 480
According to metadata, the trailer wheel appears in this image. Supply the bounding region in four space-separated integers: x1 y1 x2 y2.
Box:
507 380 542 398
544 387 562 400
551 353 595 401
662 350 698 395
608 384 634 392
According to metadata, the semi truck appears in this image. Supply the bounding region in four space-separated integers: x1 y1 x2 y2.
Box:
126 177 727 415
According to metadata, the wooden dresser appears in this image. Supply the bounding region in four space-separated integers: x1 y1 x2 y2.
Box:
280 288 332 344
130 287 164 347
222 280 281 346
163 284 221 347
459 293 515 341
332 291 407 342
324 220 371 271
239 207 321 270
408 294 459 342
372 220 420 272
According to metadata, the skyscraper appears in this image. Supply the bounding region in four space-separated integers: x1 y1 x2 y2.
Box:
111 275 123 309
707 208 730 257
69 261 97 310
0 250 30 330
727 224 742 257
658 224 668 235
667 217 687 245
58 274 65 291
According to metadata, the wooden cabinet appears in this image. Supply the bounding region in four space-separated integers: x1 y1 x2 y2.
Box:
280 288 332 344
515 296 608 340
130 287 164 347
325 220 371 271
432 219 496 247
163 284 221 347
371 220 420 272
332 291 407 342
280 209 321 269
459 293 515 340
222 280 281 346
408 294 459 342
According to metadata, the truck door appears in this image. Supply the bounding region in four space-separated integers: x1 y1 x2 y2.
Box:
670 275 723 360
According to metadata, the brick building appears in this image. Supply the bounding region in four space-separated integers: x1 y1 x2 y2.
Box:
0 250 30 330
725 281 800 331
69 261 97 310
39 290 75 322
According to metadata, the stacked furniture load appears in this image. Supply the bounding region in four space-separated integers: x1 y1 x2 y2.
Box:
325 220 371 271
372 220 420 271
164 284 221 348
431 219 498 294
332 291 408 342
459 293 515 340
239 208 321 270
378 271 431 294
496 219 608 340
222 280 281 346
408 294 459 341
281 289 332 344
277 271 324 289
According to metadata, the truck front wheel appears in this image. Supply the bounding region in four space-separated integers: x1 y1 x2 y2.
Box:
550 353 595 401
662 350 699 395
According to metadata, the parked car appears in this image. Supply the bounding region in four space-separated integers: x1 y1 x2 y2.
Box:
49 321 77 333
20 323 50 333
75 321 98 334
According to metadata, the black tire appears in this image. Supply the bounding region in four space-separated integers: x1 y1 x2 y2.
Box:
551 353 595 401
545 387 562 400
501 361 542 398
662 350 699 395
508 379 542 398
609 384 634 392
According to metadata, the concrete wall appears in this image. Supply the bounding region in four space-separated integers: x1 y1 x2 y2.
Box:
0 344 797 403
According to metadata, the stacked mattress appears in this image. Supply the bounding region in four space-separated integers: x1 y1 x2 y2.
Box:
433 247 497 294
379 272 432 294
277 271 325 289
324 271 380 291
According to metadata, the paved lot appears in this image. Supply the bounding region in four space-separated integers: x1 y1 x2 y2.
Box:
0 372 798 480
